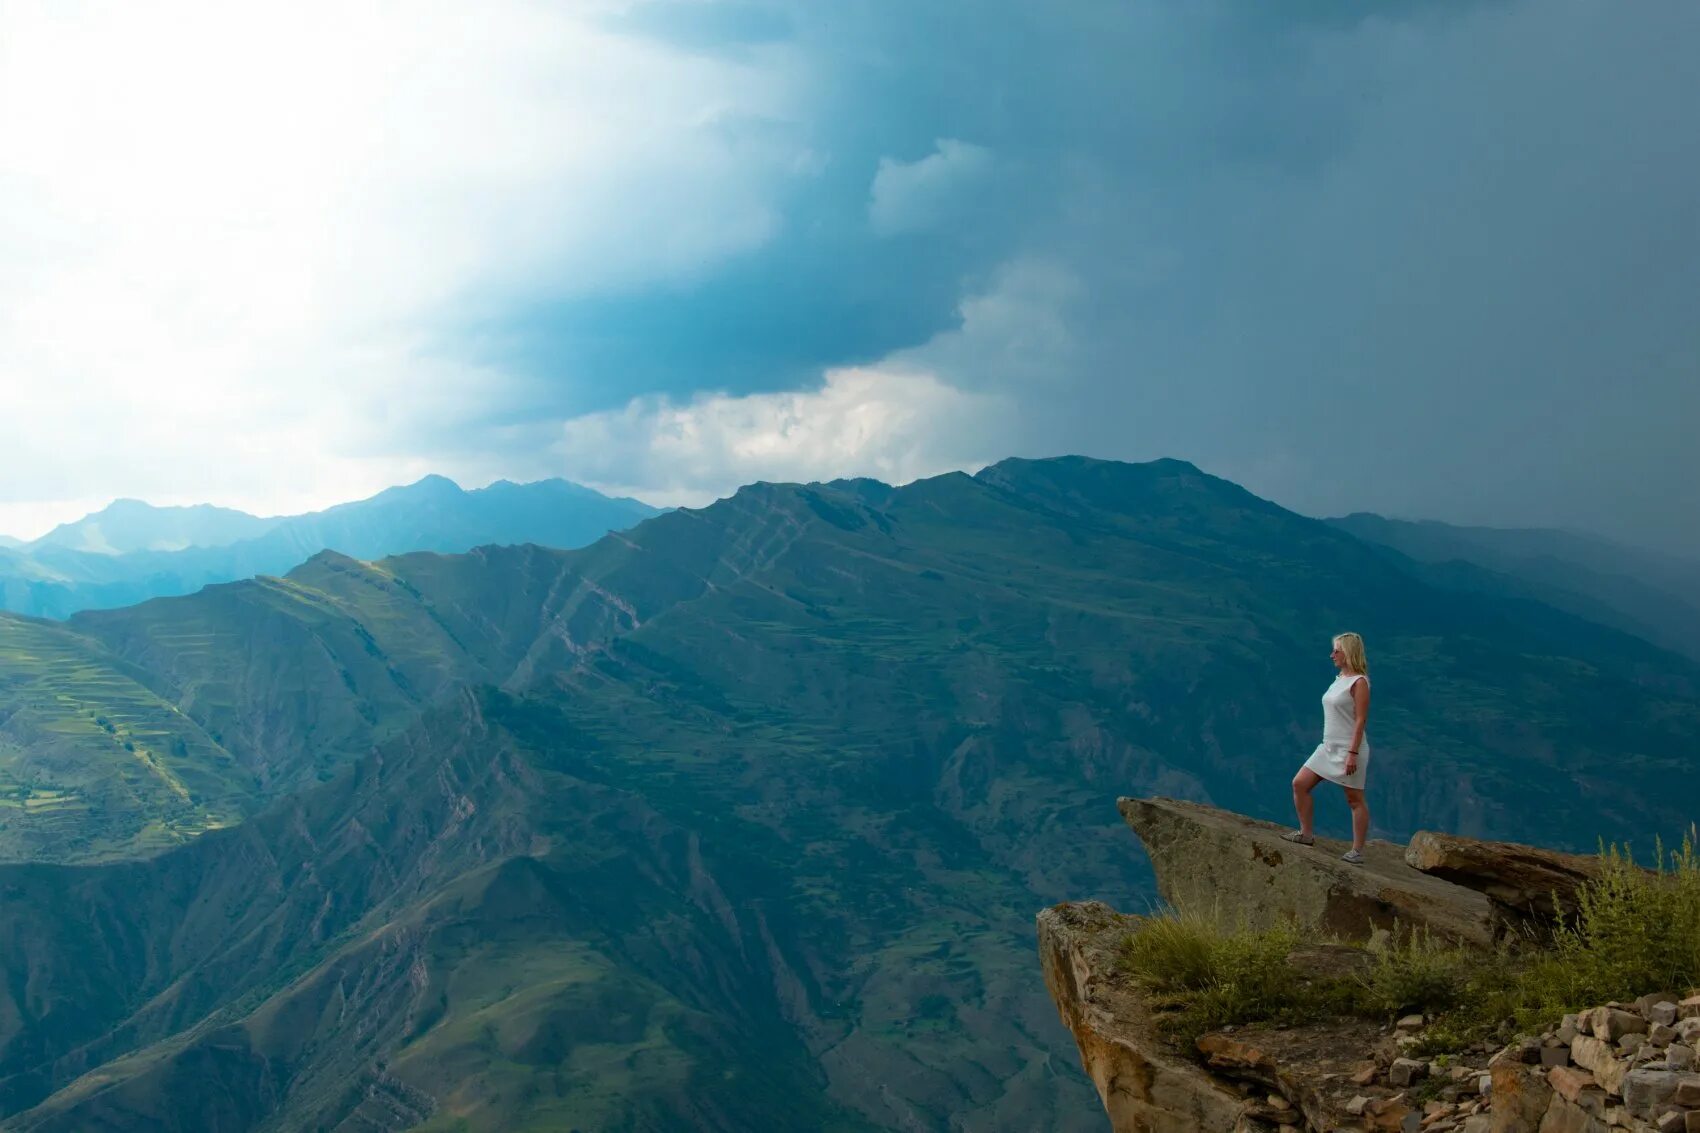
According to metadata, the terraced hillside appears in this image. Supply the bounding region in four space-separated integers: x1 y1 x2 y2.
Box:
1 457 1697 1129
0 614 253 861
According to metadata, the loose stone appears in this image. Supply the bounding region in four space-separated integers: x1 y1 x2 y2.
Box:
1622 1069 1681 1118
1391 1058 1430 1088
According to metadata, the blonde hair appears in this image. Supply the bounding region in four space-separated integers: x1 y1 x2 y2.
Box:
1333 632 1369 676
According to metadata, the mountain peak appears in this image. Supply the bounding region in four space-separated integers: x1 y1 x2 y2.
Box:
403 474 464 494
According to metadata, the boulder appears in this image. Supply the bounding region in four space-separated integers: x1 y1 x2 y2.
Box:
1536 1095 1610 1133
1404 831 1605 921
1622 1069 1682 1117
1492 1063 1554 1133
1119 798 1498 946
1569 1035 1628 1096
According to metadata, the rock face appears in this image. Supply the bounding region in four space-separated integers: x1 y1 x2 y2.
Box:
1043 797 1700 1133
1404 831 1607 920
1038 902 1245 1133
1119 797 1499 946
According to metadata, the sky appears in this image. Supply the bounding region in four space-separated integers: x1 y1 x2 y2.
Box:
0 0 1695 554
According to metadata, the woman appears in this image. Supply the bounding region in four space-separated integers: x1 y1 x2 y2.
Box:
1283 632 1372 864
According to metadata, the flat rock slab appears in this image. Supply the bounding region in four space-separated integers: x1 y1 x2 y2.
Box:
1119 797 1498 946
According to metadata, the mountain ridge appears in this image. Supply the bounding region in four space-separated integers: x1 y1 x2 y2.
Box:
0 477 661 620
1 455 1696 1129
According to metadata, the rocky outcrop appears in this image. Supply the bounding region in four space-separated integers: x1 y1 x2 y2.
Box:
1403 832 1620 922
1119 797 1499 946
1042 798 1700 1133
1038 901 1245 1133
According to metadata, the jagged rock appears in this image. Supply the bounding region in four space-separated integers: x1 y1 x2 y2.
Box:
1548 1067 1601 1105
1492 1063 1553 1133
1589 1008 1649 1043
1673 1075 1700 1105
1622 1069 1683 1118
1119 798 1498 946
1393 1058 1431 1087
1666 1045 1695 1071
1038 901 1245 1132
1572 1035 1630 1096
1403 831 1604 921
1650 1004 1681 1027
1537 1095 1610 1133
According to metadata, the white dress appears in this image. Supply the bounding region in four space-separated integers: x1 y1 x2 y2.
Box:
1302 672 1369 788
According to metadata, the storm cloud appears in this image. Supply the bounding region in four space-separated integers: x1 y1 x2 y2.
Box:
1 0 1694 554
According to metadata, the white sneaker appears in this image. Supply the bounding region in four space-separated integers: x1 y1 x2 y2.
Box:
1341 849 1364 865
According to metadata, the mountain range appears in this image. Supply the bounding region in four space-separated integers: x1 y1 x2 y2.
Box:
0 456 1695 1130
0 477 660 620
1326 513 1700 662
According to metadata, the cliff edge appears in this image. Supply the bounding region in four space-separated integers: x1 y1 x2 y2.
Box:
1040 798 1700 1133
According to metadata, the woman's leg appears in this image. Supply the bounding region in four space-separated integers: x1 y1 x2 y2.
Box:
1291 768 1323 837
1343 787 1369 851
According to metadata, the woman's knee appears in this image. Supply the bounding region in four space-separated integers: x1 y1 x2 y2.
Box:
1344 789 1368 809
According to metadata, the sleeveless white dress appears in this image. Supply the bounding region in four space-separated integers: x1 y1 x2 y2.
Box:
1302 672 1369 788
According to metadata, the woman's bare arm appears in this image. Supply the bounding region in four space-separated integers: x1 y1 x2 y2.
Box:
1346 678 1370 773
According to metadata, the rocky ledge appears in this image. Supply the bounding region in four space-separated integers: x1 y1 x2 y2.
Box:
1040 798 1700 1133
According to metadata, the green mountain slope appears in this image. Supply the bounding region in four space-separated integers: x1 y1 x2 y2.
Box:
0 457 1697 1130
0 613 253 861
1327 512 1700 662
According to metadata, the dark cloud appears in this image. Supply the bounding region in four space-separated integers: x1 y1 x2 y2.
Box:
466 0 1700 555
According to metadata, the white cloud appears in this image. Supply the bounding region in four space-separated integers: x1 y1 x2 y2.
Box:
0 0 809 532
552 257 1082 504
556 367 1008 506
868 138 993 236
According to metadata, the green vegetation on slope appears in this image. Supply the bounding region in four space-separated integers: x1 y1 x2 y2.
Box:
0 612 253 860
2 456 1699 1130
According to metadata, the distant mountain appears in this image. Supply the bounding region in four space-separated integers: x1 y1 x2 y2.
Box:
1327 513 1700 661
1 457 1696 1130
0 535 22 549
0 477 661 619
29 499 278 555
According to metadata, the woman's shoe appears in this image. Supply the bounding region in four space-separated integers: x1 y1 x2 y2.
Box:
1341 849 1364 864
1280 830 1315 845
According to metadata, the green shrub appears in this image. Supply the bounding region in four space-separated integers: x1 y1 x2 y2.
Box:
1509 831 1700 1029
1359 928 1474 1017
1118 907 1330 1040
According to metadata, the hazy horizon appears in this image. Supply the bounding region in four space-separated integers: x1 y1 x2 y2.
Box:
3 457 1693 568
